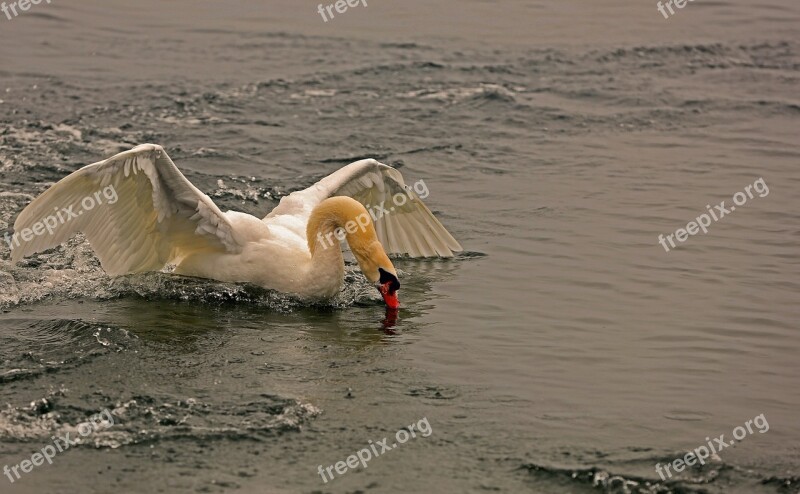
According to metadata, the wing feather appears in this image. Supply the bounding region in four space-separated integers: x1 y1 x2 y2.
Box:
267 158 462 257
10 144 242 275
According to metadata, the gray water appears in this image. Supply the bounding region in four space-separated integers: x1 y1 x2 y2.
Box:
1 1 799 493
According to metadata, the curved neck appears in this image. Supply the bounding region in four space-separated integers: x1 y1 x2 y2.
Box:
306 196 392 288
306 196 376 256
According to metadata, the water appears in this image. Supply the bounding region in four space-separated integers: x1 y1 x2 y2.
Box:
1 1 799 492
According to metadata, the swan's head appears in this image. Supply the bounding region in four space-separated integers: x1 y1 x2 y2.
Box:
352 241 400 309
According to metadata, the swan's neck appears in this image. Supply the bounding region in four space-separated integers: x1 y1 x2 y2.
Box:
305 197 375 297
306 228 346 298
306 197 394 290
306 196 377 253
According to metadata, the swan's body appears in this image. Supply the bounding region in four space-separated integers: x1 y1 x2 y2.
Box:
9 144 461 306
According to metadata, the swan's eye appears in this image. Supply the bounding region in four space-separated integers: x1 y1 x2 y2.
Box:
378 268 400 293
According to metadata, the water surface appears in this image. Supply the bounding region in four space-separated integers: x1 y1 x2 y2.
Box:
1 1 799 493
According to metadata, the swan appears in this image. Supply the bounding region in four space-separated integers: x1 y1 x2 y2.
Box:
7 144 462 308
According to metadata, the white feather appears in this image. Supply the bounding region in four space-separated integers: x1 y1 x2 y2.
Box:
11 144 241 275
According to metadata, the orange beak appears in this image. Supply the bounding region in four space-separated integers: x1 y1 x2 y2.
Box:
379 282 400 309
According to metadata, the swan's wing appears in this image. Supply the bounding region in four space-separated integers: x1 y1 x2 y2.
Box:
267 159 462 257
11 144 241 275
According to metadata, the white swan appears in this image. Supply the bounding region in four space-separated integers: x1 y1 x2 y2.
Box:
8 144 462 308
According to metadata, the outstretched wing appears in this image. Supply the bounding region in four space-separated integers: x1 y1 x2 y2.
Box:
11 144 241 275
267 159 462 257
